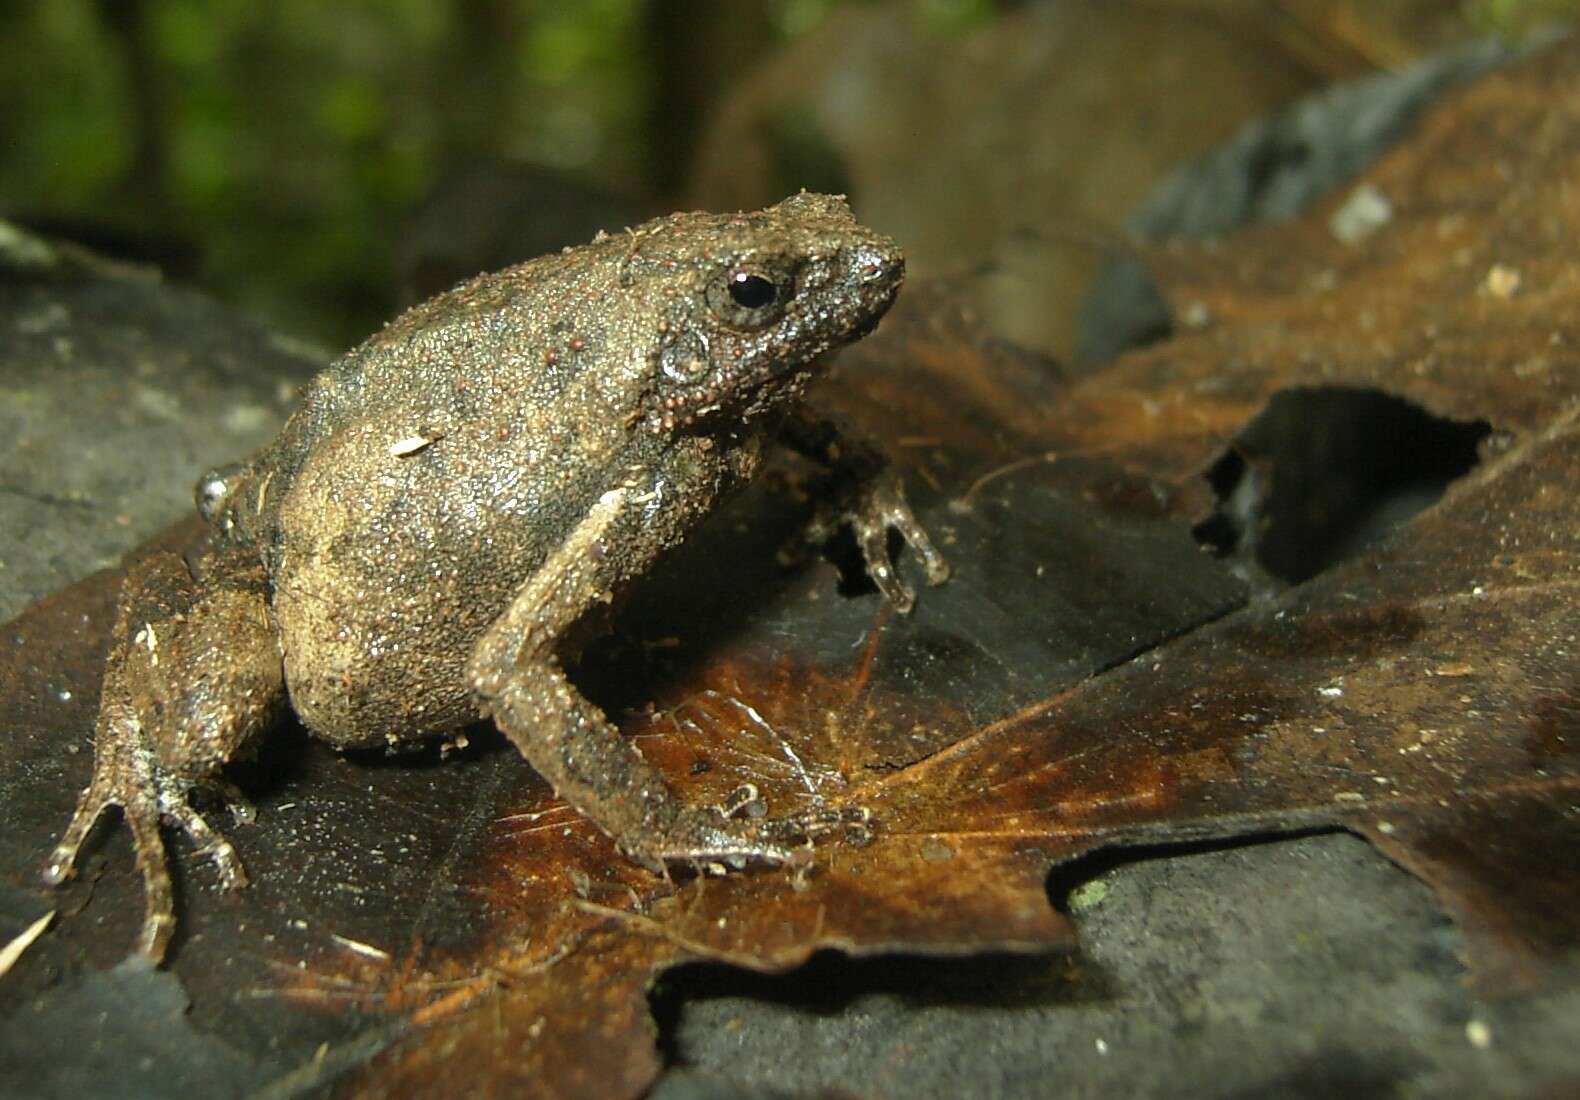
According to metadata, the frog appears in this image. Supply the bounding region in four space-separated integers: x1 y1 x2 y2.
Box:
43 192 950 961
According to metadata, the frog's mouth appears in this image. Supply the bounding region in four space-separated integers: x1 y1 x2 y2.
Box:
847 309 887 342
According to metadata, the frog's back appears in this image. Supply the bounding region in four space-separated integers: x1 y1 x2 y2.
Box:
257 249 594 508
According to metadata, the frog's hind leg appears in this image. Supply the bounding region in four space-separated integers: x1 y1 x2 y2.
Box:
467 489 864 870
44 548 284 961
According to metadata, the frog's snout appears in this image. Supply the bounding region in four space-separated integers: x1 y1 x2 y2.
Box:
852 239 904 321
857 243 904 285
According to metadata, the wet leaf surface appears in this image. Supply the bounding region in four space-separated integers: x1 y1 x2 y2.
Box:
4 39 1580 1100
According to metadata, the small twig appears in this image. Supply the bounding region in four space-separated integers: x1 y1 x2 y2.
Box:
0 911 54 978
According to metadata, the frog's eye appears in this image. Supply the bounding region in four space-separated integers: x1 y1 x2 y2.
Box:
728 272 776 309
706 264 791 330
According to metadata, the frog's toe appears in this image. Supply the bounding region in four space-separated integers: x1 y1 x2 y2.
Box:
42 787 115 886
123 800 179 961
44 781 182 962
167 799 249 892
113 790 244 960
758 803 873 846
46 751 250 961
889 503 951 588
715 782 767 820
812 472 949 613
853 513 918 613
862 477 950 587
635 802 873 874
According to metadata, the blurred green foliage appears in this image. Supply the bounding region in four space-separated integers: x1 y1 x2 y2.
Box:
1 0 661 345
0 0 1569 347
1 0 988 345
1464 0 1580 33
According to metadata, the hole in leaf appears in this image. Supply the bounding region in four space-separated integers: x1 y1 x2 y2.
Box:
1046 828 1340 914
1191 387 1492 585
649 949 1104 1068
647 951 1113 1096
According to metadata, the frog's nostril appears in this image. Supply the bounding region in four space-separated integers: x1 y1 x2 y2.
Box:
855 245 903 283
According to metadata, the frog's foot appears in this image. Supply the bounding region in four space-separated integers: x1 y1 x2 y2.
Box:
715 782 873 842
804 470 951 613
747 803 873 851
44 706 249 962
623 801 873 873
44 549 282 960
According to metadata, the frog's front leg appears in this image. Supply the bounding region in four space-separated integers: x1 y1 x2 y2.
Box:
468 488 860 869
780 407 950 613
44 547 284 960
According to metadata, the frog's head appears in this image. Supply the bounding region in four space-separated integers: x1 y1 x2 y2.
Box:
628 192 904 434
